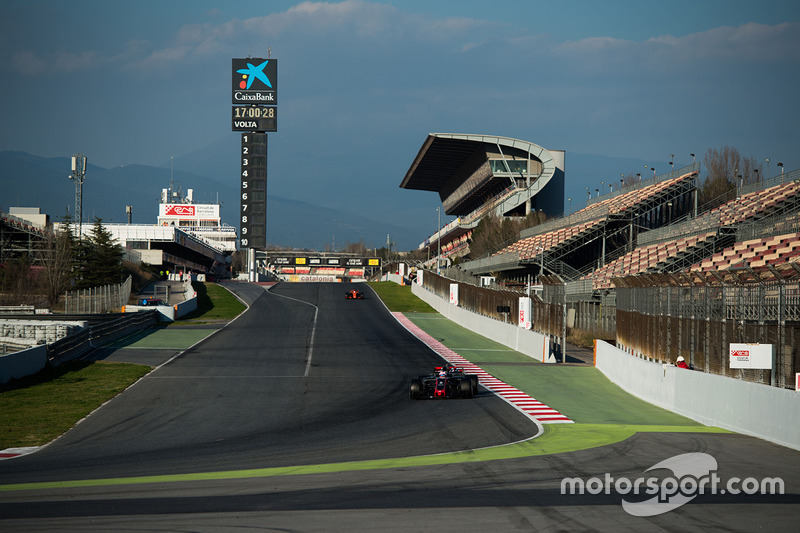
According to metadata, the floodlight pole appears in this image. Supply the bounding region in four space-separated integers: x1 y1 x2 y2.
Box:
437 206 441 274
69 154 87 237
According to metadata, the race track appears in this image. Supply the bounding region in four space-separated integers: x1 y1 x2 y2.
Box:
1 282 798 531
0 282 535 484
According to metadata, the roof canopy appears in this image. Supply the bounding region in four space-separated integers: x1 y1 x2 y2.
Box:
400 133 556 192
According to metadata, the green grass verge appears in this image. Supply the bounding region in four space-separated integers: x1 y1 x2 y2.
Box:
0 423 730 492
0 361 151 448
177 282 246 322
403 313 703 427
482 365 701 426
367 282 436 313
103 326 219 350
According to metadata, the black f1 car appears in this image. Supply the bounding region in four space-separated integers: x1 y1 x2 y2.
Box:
409 364 479 399
345 289 364 299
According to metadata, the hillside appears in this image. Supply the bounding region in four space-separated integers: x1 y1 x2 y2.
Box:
0 151 421 250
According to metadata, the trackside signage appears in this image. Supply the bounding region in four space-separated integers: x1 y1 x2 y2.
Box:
729 343 773 369
160 204 219 218
449 283 459 305
518 297 531 328
232 58 278 105
270 257 381 267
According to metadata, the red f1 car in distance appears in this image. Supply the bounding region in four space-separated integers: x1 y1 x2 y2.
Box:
409 364 479 399
345 289 364 299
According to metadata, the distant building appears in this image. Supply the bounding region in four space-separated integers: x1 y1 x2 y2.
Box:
8 207 49 228
157 186 237 253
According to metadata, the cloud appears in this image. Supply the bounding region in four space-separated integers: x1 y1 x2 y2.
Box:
649 21 800 63
550 21 800 73
127 1 498 71
11 49 104 76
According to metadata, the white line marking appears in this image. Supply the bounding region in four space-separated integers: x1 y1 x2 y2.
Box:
265 288 319 378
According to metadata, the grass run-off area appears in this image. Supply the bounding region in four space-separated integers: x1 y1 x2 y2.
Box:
0 361 151 448
0 282 244 449
367 281 436 313
177 281 246 322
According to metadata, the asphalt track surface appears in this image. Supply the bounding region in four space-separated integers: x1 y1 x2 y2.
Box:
1 282 799 531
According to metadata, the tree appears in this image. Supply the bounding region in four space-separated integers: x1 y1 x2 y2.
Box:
342 240 369 255
621 173 640 187
468 208 546 259
0 255 42 306
77 218 124 288
38 221 77 306
699 146 760 207
230 250 246 276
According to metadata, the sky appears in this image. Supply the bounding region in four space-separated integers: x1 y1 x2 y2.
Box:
1 0 799 241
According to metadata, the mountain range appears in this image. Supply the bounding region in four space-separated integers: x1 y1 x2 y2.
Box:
0 150 424 251
0 143 674 252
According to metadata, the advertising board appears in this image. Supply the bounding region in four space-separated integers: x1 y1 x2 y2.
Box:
232 58 278 105
729 343 774 369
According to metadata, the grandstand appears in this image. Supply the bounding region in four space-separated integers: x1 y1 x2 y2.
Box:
400 133 565 267
691 231 800 273
0 208 49 264
401 137 800 388
457 166 700 281
445 165 800 292
581 174 800 290
399 132 800 291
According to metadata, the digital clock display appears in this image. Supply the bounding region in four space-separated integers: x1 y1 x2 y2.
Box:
232 106 277 132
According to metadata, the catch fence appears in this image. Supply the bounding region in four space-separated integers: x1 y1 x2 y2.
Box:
417 267 798 389
615 270 800 389
419 270 566 340
63 276 132 314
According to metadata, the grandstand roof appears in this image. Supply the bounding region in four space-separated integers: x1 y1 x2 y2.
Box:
400 133 563 219
400 133 557 192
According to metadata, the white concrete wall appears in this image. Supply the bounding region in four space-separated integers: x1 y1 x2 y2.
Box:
381 273 405 285
174 290 198 319
0 345 47 384
123 304 175 321
0 320 87 346
595 340 800 451
411 284 555 363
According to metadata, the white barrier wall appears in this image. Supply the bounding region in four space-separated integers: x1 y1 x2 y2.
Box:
595 340 800 451
124 304 176 321
174 279 198 318
381 273 405 285
0 345 47 384
411 284 555 363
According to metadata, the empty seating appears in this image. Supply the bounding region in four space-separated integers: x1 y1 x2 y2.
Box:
690 232 800 272
584 232 715 290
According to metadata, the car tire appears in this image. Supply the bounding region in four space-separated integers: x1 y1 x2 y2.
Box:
470 375 478 394
459 379 473 398
409 378 422 399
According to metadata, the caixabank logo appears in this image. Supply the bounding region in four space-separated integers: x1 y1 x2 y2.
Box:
232 58 278 104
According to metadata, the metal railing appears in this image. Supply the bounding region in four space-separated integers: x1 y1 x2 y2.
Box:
63 276 132 314
615 271 800 389
48 309 158 365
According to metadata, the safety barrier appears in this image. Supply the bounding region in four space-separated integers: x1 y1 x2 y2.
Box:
595 340 800 451
411 282 555 363
0 345 48 384
0 311 158 383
